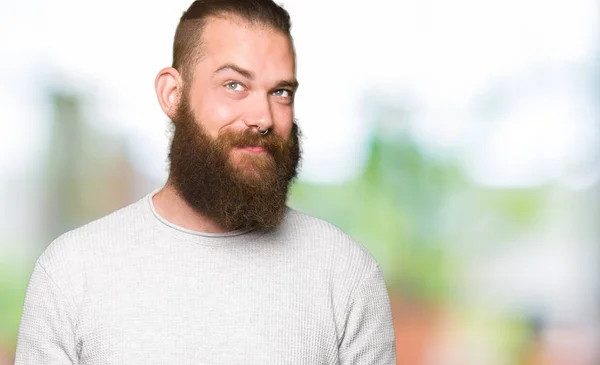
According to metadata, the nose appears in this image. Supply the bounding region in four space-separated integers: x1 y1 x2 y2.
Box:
244 94 274 134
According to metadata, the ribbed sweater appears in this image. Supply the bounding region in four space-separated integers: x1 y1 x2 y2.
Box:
15 191 397 364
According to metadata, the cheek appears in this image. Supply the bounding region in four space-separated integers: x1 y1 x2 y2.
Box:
198 95 243 138
274 106 294 137
213 101 240 124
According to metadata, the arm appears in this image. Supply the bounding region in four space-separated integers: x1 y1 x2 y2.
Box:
14 262 79 365
339 266 397 364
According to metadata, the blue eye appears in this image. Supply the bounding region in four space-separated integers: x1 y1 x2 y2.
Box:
273 89 292 97
225 82 245 91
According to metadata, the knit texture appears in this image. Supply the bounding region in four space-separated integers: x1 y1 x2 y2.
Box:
15 191 397 364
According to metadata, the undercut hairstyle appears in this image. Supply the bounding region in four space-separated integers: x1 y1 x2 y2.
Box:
172 0 293 84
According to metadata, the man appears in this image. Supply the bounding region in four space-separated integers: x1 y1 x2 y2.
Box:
15 0 397 364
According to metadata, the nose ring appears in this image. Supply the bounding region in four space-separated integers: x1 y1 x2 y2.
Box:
257 126 269 136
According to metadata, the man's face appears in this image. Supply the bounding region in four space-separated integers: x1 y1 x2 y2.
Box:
167 16 301 231
186 15 297 162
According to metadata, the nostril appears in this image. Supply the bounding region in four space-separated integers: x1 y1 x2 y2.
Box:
257 126 270 136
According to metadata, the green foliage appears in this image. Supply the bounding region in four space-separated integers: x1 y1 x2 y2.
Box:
289 133 464 303
477 189 547 229
290 123 546 306
0 262 29 351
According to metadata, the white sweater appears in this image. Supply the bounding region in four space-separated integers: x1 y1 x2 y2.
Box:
15 191 396 364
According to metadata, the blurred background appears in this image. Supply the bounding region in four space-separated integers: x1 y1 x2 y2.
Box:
1 0 599 363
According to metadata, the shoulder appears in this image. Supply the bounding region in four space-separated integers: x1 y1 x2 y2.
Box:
35 197 147 289
280 208 389 334
279 207 380 280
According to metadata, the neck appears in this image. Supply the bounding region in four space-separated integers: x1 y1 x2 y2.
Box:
152 180 232 234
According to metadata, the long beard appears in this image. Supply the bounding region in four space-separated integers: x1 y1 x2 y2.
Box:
167 96 301 231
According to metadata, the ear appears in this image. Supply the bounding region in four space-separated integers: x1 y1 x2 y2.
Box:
155 67 182 120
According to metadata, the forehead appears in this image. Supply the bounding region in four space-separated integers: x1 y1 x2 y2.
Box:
195 15 296 77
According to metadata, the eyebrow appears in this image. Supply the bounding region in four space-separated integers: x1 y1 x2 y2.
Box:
214 63 255 79
214 62 299 90
275 79 299 90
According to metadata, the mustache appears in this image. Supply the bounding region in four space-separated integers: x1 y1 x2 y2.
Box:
216 128 289 155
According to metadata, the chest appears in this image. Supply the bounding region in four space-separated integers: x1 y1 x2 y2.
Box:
77 258 339 364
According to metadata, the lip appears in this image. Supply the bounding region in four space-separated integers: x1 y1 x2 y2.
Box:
239 146 267 154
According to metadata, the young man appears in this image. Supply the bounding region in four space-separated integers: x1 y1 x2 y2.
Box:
15 1 397 364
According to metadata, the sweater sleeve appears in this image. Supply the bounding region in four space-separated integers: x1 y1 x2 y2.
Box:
14 261 79 365
338 266 397 365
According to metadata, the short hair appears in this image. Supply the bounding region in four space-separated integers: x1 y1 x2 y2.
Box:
172 0 293 83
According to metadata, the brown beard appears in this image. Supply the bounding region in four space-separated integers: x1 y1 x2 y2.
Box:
167 94 301 231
